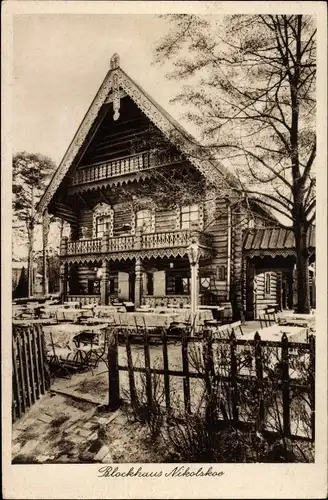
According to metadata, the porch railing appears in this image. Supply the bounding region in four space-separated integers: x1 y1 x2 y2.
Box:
65 295 100 307
61 229 213 257
71 150 183 186
141 295 191 308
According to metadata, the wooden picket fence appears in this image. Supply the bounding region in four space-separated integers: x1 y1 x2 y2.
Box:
107 328 315 442
12 325 51 422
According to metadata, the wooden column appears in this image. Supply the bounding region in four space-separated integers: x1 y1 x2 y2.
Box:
245 260 256 320
101 260 110 305
60 236 68 257
189 261 199 335
101 231 109 305
42 211 51 296
59 262 68 301
134 257 143 308
231 218 244 321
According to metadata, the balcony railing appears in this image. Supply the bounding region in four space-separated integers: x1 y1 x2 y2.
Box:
61 229 213 257
71 150 183 186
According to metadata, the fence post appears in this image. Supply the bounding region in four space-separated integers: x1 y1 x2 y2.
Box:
230 331 239 424
203 329 215 424
254 332 265 431
124 330 138 408
281 333 290 437
161 328 171 413
143 328 153 408
181 328 191 414
309 334 315 441
107 329 120 411
37 323 50 391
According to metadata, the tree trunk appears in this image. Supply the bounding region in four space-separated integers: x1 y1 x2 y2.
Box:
28 186 35 298
27 224 34 298
293 221 310 314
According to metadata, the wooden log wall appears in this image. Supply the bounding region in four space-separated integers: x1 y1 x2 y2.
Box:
201 196 229 302
78 208 93 239
254 271 278 318
113 203 133 236
154 207 177 232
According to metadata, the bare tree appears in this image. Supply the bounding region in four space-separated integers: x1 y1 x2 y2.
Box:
154 14 316 313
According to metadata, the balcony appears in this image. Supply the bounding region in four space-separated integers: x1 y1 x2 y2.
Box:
60 229 213 260
70 150 183 187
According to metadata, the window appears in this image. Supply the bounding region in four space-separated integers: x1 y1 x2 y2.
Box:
87 279 100 294
200 277 211 291
146 273 154 295
181 204 199 229
265 272 271 295
166 272 190 295
136 209 152 233
216 265 227 281
96 215 112 238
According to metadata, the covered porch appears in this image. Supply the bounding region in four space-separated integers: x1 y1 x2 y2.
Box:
60 248 214 311
243 227 315 320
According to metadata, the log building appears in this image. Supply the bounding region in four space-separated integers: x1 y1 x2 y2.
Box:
37 54 315 319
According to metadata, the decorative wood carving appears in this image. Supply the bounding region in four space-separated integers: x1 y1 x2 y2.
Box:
60 246 212 265
92 202 114 238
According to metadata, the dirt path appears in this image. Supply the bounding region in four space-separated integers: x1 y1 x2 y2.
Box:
12 390 168 464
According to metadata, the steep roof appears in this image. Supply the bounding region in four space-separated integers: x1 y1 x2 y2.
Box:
37 53 237 217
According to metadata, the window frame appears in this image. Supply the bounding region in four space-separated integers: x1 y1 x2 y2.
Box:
180 204 199 230
135 208 153 233
96 214 113 238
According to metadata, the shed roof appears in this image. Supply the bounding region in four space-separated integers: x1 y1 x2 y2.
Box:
243 226 315 258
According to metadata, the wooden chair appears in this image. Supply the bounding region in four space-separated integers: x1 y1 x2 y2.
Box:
259 308 277 328
229 320 244 337
46 331 74 379
74 329 109 373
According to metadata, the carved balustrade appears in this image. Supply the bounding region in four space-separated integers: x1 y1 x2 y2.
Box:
66 295 101 307
71 149 183 186
141 295 191 308
61 229 213 258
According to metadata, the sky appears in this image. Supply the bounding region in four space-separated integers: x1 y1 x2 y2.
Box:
13 14 192 164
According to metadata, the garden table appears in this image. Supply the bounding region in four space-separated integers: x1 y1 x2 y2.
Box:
48 307 90 322
243 324 309 343
136 308 213 324
13 319 58 326
63 301 80 309
277 313 315 328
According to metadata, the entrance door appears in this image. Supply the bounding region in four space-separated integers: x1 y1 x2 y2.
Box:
153 270 166 296
129 273 135 302
118 272 129 301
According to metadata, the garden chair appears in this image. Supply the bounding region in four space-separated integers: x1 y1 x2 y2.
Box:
73 329 109 374
55 309 66 322
46 331 74 379
228 320 244 337
259 309 277 328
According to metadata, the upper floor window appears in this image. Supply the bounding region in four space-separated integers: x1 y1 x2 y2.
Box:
181 204 199 229
92 202 113 238
136 209 152 233
96 215 112 238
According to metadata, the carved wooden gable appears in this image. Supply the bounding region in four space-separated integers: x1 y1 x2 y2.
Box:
37 53 236 218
